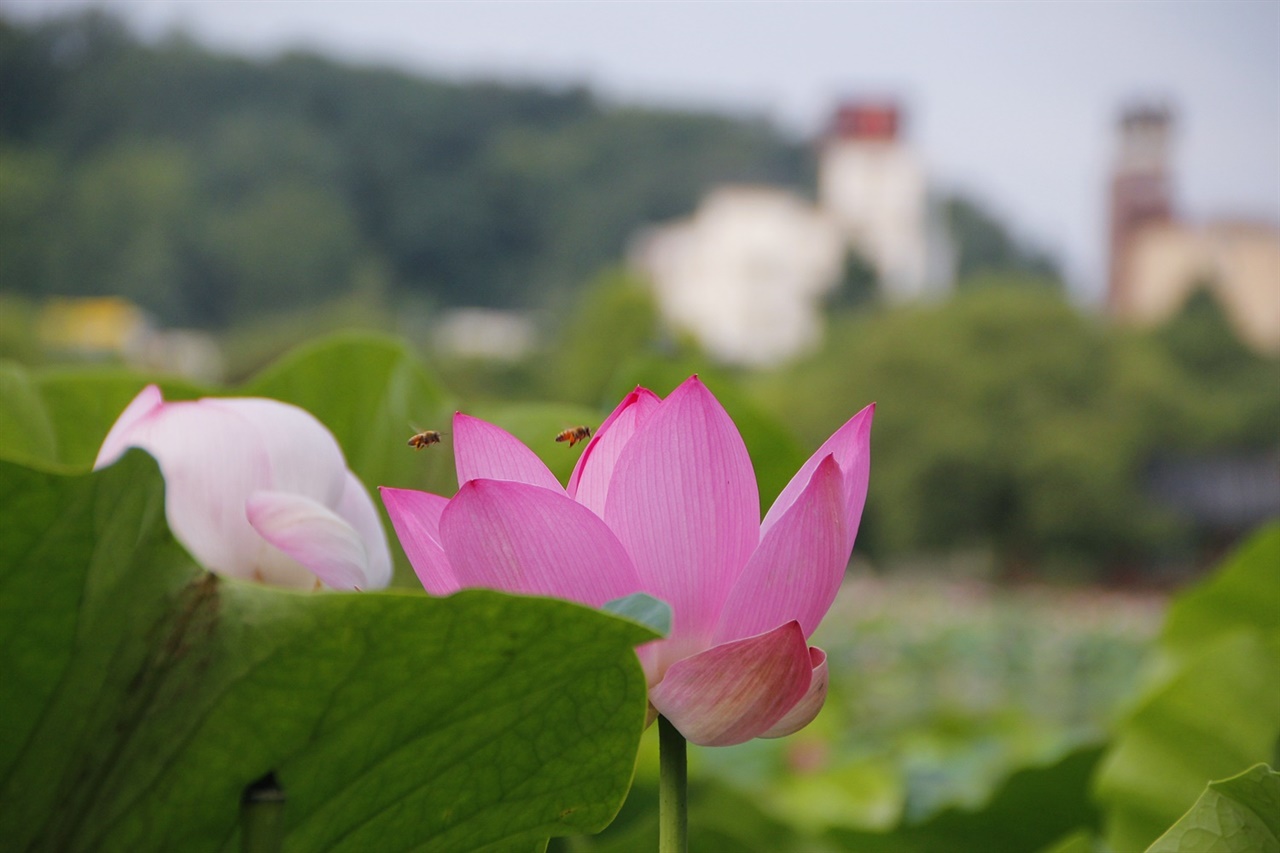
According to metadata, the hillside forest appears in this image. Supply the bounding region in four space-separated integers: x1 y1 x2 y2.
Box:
1 10 1276 574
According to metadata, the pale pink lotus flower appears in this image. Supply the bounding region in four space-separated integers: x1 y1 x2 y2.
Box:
381 376 872 746
95 385 392 592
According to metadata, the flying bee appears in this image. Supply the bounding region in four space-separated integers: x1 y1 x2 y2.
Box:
407 429 443 449
555 425 592 448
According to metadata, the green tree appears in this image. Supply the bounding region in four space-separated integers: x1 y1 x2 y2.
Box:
945 194 1061 285
0 146 57 295
755 284 1180 567
196 181 363 324
540 269 661 406
0 10 809 323
1152 287 1280 450
46 141 197 319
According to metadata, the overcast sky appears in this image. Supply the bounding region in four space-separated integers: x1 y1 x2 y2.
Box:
5 0 1278 302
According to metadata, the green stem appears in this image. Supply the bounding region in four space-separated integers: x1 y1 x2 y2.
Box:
658 715 688 853
240 772 286 853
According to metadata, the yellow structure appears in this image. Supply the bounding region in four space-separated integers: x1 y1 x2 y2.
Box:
1120 221 1280 355
1107 104 1280 356
37 297 151 355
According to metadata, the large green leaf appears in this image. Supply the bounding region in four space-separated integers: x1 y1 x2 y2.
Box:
0 363 207 469
550 772 821 853
0 361 57 467
1147 764 1280 853
1095 630 1280 853
0 452 654 851
243 331 456 498
1160 524 1280 659
1095 527 1280 853
822 745 1105 853
560 743 1104 853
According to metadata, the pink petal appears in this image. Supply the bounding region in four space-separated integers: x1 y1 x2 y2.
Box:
246 490 372 591
334 471 393 590
649 621 812 747
207 397 350 507
713 455 846 644
97 398 272 574
380 486 460 595
763 403 873 554
439 479 642 606
567 386 661 516
603 376 760 669
452 412 564 492
760 647 829 738
94 384 165 469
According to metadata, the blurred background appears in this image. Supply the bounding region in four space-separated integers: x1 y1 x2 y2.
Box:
1 1 1276 847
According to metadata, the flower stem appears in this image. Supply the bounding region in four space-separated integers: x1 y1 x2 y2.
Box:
658 715 688 853
240 772 286 853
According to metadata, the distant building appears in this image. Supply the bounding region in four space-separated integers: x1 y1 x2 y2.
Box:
1107 105 1280 355
1123 221 1280 354
1107 105 1176 309
1146 449 1280 535
37 296 224 382
432 308 538 361
635 101 952 367
818 102 953 302
633 187 844 367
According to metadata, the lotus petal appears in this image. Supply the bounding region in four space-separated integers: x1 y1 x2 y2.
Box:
380 486 458 595
649 621 812 746
96 396 271 575
440 478 641 606
97 386 390 594
762 403 873 553
760 647 829 739
713 455 846 644
567 386 661 516
246 490 372 591
207 396 348 507
334 471 393 590
453 412 563 492
94 384 164 468
604 376 759 669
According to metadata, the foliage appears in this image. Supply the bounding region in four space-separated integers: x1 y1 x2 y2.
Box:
554 571 1163 850
826 248 881 311
944 194 1060 285
552 526 1273 853
752 285 1182 564
1094 525 1280 852
0 450 657 851
2 320 1275 850
822 746 1104 853
537 268 662 408
1152 289 1280 450
1147 764 1280 853
0 11 806 325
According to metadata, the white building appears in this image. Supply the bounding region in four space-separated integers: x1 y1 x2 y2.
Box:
633 186 844 367
819 102 952 302
635 101 952 367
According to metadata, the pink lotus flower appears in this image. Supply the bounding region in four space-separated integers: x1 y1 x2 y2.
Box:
381 376 872 746
95 385 392 592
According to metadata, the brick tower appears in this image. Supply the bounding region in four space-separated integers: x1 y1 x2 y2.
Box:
1107 105 1174 312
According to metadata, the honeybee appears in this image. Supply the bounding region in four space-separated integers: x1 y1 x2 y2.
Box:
407 429 443 449
555 426 592 448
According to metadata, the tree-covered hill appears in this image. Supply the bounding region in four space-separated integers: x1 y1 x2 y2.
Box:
0 11 809 325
